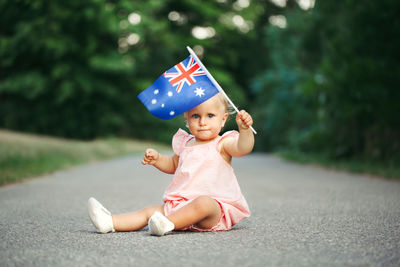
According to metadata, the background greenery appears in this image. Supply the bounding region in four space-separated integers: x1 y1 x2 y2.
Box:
0 129 169 186
1 0 399 176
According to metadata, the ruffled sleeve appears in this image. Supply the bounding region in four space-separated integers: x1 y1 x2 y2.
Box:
221 130 239 140
172 128 190 156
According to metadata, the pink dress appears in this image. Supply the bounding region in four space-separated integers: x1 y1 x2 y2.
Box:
163 129 250 231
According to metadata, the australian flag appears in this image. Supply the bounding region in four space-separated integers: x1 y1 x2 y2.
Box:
137 55 220 119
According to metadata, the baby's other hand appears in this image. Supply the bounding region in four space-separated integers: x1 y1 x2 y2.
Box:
142 148 159 165
236 110 253 131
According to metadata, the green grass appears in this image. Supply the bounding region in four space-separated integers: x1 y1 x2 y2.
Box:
0 129 170 186
277 150 400 179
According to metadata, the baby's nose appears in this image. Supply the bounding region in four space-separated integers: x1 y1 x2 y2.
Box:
199 117 206 125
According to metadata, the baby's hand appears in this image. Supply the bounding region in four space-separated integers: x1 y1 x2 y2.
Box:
236 110 253 131
142 148 159 165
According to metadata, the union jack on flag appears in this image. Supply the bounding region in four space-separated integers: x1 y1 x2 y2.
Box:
138 55 219 120
163 56 206 93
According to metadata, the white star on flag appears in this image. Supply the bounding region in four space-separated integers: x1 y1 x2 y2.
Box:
194 87 205 97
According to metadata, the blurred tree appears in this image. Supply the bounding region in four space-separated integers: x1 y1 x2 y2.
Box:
251 2 318 151
0 0 277 142
5 0 397 162
251 0 400 161
0 0 136 138
315 0 400 160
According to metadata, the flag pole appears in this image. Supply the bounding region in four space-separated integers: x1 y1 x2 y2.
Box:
187 46 257 134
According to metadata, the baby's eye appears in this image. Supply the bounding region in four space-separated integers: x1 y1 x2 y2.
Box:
208 114 215 118
192 114 200 119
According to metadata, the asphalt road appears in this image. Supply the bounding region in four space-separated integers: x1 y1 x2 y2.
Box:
0 154 399 266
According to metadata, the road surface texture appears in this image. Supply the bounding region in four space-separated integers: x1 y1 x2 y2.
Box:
0 153 399 266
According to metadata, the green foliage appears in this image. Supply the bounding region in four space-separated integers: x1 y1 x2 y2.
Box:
0 0 135 139
252 0 400 163
251 7 318 151
0 0 272 143
315 0 400 159
1 0 398 167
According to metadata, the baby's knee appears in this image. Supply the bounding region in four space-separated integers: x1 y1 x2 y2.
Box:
193 196 218 213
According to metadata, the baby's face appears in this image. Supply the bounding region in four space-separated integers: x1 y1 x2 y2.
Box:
186 95 228 142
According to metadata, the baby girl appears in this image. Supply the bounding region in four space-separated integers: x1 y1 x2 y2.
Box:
88 93 254 236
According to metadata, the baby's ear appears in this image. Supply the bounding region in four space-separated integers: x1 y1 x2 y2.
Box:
221 112 229 127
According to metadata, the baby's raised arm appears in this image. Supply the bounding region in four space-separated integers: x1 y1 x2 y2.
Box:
222 110 255 158
142 148 179 174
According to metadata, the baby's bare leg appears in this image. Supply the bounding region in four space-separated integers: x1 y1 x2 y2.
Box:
112 205 164 232
167 196 221 230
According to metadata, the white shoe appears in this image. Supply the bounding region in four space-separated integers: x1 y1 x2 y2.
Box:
148 211 175 236
88 197 115 234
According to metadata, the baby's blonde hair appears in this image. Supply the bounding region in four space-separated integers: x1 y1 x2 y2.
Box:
216 93 228 114
217 93 236 117
184 93 232 116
